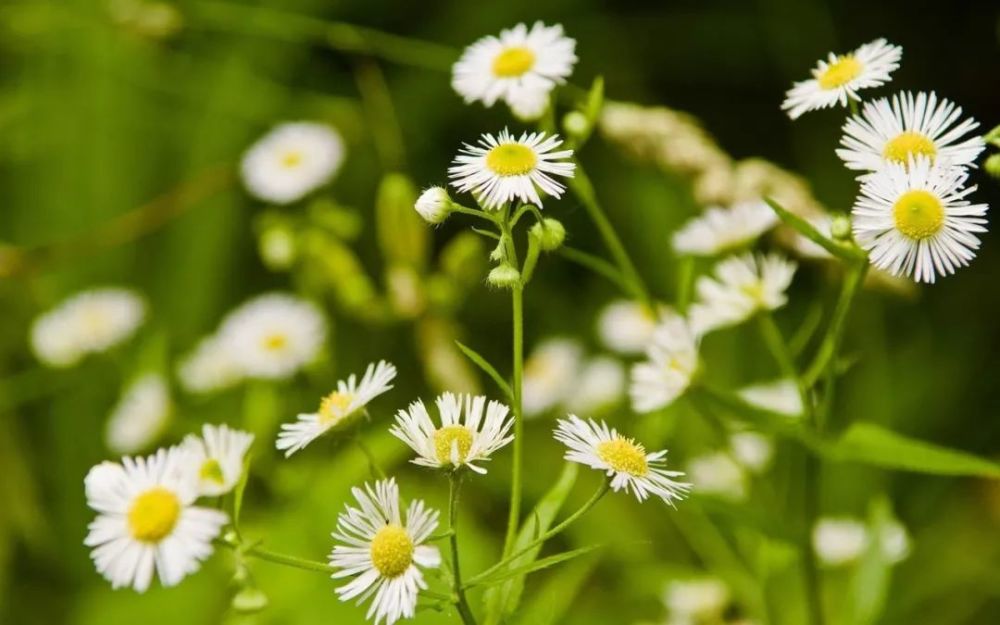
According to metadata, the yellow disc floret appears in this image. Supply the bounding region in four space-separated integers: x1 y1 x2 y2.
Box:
128 487 181 543
893 190 944 240
597 437 649 477
492 46 536 77
318 391 354 426
883 132 937 164
280 151 303 168
369 524 414 578
486 143 537 177
261 332 288 352
199 459 225 484
817 55 863 90
433 425 474 464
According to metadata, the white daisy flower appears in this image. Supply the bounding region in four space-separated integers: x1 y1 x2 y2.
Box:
182 424 254 497
812 518 869 566
241 122 345 204
671 201 779 257
553 415 690 505
390 392 514 474
596 299 661 355
686 452 747 501
728 431 774 473
84 447 228 592
276 360 397 457
837 91 984 172
218 293 327 380
629 315 699 413
452 22 576 119
177 334 244 394
663 578 730 621
565 356 626 415
688 253 797 334
522 337 584 417
852 156 988 283
448 129 575 210
30 287 145 368
329 478 441 625
105 374 172 455
738 378 804 418
782 39 902 120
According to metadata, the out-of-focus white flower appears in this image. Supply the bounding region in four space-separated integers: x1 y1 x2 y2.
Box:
329 479 441 625
596 299 661 355
452 22 576 119
565 356 626 414
218 293 327 380
554 415 690 505
630 315 699 413
522 338 583 417
105 374 171 455
689 253 797 334
813 518 869 566
182 424 254 497
852 156 987 283
449 129 575 210
177 334 244 394
663 578 730 621
276 361 396 457
414 186 454 224
671 201 778 257
84 447 228 592
30 288 145 368
782 39 902 120
687 452 746 501
729 431 774 473
241 122 344 204
880 520 911 563
838 91 984 172
391 392 513 474
738 379 804 418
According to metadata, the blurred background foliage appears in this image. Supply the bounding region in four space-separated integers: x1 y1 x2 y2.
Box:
1 0 999 624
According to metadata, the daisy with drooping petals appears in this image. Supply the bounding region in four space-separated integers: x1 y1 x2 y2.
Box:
688 253 797 334
672 200 779 257
329 478 441 625
276 360 397 457
241 122 345 204
218 293 327 381
838 91 984 172
852 156 988 283
629 315 699 413
183 424 254 497
105 373 172 455
452 22 576 119
84 447 228 592
391 392 513 473
449 129 575 210
554 415 690 505
782 39 902 120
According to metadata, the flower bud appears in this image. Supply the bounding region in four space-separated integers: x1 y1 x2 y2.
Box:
258 223 297 270
830 213 852 241
414 186 453 224
529 218 566 252
562 111 589 139
985 153 1000 179
487 263 521 289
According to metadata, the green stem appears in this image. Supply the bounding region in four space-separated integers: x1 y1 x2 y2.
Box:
448 473 478 625
802 261 867 394
244 545 336 574
676 256 696 313
354 433 386 479
757 313 809 413
503 284 525 557
848 99 860 116
353 60 406 171
556 246 631 293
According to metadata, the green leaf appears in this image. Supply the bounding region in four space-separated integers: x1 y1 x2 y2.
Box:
375 172 427 270
454 340 512 399
850 497 894 625
511 560 597 625
474 544 601 588
764 197 865 263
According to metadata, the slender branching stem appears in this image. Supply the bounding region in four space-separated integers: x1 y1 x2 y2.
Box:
448 472 478 625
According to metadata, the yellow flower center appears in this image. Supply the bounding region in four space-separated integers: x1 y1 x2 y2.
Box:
433 425 474 464
261 332 288 352
128 487 181 543
199 459 225 484
883 131 937 164
369 524 414 578
817 55 862 89
318 391 354 426
893 190 944 240
740 281 766 304
596 437 649 476
492 46 536 77
279 150 303 168
485 143 537 177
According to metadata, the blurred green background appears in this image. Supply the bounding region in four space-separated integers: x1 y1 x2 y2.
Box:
1 0 999 624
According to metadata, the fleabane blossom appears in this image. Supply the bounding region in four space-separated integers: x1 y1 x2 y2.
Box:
329 478 441 625
554 415 690 505
522 337 584 417
851 156 988 283
182 424 254 497
729 431 774 473
630 315 699 413
688 253 797 334
30 288 145 368
738 378 804 418
240 122 345 204
782 39 902 120
838 91 984 172
391 392 514 473
452 22 576 119
596 299 661 355
276 360 397 457
565 356 626 415
663 578 730 623
671 200 778 257
686 451 747 501
449 129 575 210
105 373 172 455
177 334 244 394
218 293 327 380
813 517 911 566
84 447 228 592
